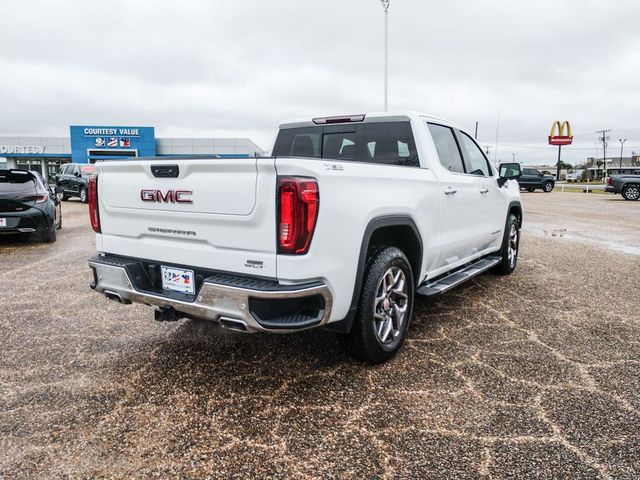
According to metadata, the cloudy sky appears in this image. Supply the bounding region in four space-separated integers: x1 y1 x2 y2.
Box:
1 0 640 165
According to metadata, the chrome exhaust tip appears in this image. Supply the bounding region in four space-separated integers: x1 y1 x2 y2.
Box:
219 317 248 333
104 290 130 304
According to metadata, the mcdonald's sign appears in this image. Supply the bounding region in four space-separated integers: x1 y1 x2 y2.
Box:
549 121 573 146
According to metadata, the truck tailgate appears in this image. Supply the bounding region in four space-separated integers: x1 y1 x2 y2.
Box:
95 158 278 277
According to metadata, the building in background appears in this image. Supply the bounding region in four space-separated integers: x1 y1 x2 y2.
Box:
0 125 266 181
586 156 640 179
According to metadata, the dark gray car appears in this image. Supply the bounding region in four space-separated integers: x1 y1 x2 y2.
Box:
605 171 640 200
517 168 555 192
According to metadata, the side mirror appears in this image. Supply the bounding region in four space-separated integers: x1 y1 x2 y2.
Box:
75 172 81 177
55 186 64 194
498 163 521 187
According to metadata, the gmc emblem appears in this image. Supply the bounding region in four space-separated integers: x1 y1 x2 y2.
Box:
140 189 193 204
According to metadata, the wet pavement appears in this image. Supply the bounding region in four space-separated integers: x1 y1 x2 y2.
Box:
1 195 639 479
522 190 640 256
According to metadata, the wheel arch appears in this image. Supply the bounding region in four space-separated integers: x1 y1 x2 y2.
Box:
508 201 523 228
325 214 423 334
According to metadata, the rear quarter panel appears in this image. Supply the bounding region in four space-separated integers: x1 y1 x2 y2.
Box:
274 157 440 321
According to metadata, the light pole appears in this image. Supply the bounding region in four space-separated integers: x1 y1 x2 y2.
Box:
381 0 390 111
619 138 627 170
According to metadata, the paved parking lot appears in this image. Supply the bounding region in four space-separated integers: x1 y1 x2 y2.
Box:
1 193 639 479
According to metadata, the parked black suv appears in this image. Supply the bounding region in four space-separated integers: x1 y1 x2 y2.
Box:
0 169 62 242
518 168 555 192
55 163 97 203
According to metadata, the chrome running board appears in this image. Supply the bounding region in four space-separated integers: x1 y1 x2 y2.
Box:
417 255 501 297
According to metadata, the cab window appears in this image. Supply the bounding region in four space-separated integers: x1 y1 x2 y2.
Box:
427 123 465 174
458 131 492 176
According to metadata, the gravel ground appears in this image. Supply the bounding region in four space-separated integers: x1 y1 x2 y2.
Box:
1 194 639 479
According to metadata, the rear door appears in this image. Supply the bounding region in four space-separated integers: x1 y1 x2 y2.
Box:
96 157 279 278
57 165 71 193
70 165 82 194
426 122 486 269
519 169 538 188
455 130 504 251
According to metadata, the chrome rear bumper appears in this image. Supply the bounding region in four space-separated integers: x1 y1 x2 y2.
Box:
89 257 333 333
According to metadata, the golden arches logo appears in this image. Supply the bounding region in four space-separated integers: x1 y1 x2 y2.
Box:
549 121 573 145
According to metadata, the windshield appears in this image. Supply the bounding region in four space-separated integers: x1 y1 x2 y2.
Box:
0 169 36 192
80 165 97 175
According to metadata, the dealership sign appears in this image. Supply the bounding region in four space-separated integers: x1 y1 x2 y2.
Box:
83 127 140 137
0 145 45 154
549 120 573 146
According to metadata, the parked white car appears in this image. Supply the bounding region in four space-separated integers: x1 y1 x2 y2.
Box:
88 112 523 362
566 173 582 182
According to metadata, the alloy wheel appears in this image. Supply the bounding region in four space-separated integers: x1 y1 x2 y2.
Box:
508 223 518 267
624 186 639 200
373 267 408 346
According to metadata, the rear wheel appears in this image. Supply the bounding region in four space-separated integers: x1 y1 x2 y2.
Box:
55 203 62 230
494 214 520 275
39 223 57 243
621 184 640 201
339 247 414 363
79 187 88 203
543 182 554 192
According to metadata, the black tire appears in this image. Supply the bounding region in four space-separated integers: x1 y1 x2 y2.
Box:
339 247 414 363
494 214 520 275
79 187 88 204
526 187 535 193
55 203 62 230
543 182 554 193
621 184 640 201
39 224 57 243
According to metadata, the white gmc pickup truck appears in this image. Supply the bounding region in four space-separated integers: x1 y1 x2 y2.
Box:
88 112 523 363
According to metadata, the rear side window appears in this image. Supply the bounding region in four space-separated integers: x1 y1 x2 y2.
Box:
273 122 419 167
458 132 492 176
427 123 465 174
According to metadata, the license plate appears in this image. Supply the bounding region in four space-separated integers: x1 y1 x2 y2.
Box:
0 218 6 228
161 266 195 294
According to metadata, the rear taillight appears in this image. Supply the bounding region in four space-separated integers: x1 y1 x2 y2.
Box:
607 176 613 186
88 175 100 233
278 177 319 254
17 194 48 204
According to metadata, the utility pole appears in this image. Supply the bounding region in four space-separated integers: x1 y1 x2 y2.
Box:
381 0 390 111
556 144 562 180
597 129 611 178
512 152 516 162
619 138 627 170
484 145 492 157
474 121 478 139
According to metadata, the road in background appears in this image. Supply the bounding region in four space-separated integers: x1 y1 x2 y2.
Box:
1 197 639 478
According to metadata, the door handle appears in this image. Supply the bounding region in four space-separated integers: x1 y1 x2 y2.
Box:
479 187 489 194
444 186 457 195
